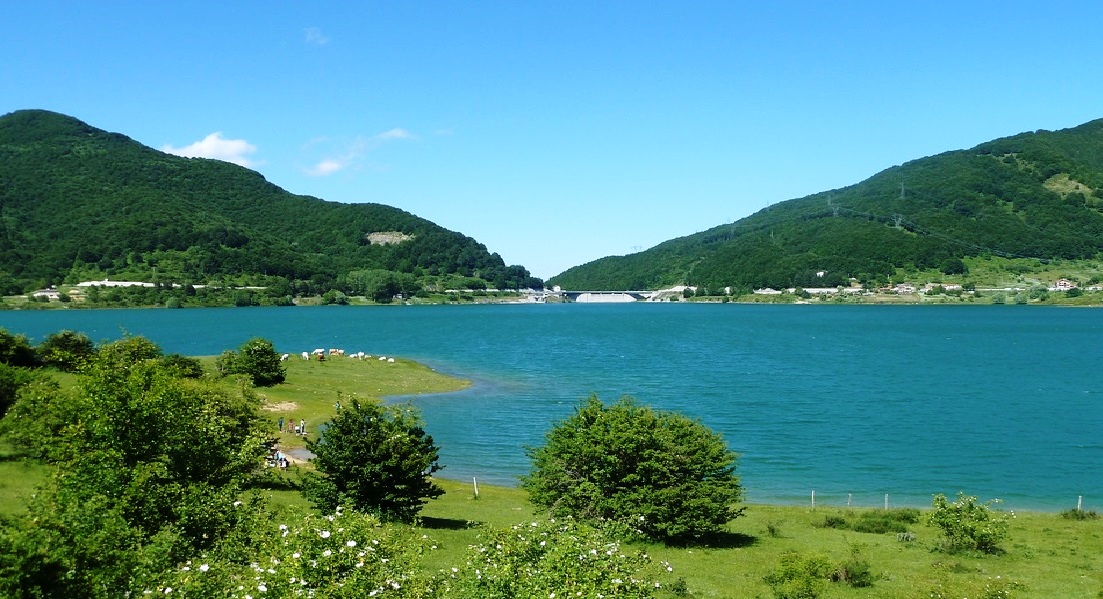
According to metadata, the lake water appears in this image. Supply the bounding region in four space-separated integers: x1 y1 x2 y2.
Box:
2 303 1100 511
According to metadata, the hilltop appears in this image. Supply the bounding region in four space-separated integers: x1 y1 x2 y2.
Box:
549 118 1103 293
0 109 542 300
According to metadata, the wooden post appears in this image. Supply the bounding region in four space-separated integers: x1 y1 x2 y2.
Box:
473 477 479 500
884 494 889 510
811 490 815 510
847 493 852 508
1078 495 1083 512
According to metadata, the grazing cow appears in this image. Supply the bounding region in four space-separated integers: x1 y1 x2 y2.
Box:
301 351 310 360
387 357 395 363
280 353 290 362
313 348 325 355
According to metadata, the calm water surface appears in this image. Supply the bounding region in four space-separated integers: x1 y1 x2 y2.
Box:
2 303 1100 510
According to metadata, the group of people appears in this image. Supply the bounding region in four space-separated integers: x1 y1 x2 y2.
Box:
277 416 307 437
267 445 291 469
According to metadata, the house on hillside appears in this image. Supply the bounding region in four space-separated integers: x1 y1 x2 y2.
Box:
1050 278 1078 291
31 288 60 301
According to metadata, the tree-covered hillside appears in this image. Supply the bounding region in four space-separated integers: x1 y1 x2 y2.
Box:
0 109 541 296
549 119 1103 291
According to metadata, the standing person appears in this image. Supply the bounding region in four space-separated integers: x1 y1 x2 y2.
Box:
300 419 306 437
278 416 284 433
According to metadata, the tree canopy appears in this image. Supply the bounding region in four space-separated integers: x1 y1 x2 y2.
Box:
303 398 444 522
522 394 743 542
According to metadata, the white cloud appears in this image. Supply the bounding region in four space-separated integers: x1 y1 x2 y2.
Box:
162 133 259 168
307 158 346 177
305 27 329 45
375 128 413 140
303 129 414 177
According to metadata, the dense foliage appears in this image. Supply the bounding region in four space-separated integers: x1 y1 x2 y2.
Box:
549 118 1103 289
0 336 269 597
216 337 287 386
0 109 542 296
522 394 743 542
303 398 444 522
927 492 1011 554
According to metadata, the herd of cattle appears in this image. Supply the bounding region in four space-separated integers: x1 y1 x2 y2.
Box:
279 349 396 363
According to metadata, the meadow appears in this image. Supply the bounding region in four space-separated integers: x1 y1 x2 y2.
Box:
2 354 1100 598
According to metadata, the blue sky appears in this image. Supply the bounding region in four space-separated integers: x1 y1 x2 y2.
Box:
4 2 1102 279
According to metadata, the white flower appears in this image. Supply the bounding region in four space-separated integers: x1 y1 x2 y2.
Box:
233 501 243 507
164 589 172 595
320 530 331 538
258 584 267 592
199 564 210 572
323 550 332 557
292 553 300 559
346 540 357 547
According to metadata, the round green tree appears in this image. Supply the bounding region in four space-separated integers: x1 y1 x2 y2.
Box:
522 394 743 542
216 337 286 386
302 398 444 522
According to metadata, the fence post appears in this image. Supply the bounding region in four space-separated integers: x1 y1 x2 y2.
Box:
1078 495 1083 512
473 477 479 500
884 494 889 510
811 490 815 510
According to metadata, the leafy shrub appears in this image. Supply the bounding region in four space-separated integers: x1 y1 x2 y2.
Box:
36 330 96 372
303 399 443 522
436 518 666 598
216 337 286 386
0 363 36 419
1059 508 1099 521
764 551 834 599
158 354 205 379
833 544 875 588
927 492 1010 554
149 509 433 598
522 394 743 543
0 329 37 368
817 508 919 534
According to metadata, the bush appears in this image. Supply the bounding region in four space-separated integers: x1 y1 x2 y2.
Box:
216 337 286 386
1059 508 1099 521
927 492 1011 554
36 330 96 372
436 518 666 598
764 551 834 599
302 399 443 522
0 329 37 368
521 394 743 543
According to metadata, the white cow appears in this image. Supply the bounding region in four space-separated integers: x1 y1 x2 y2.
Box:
301 351 310 360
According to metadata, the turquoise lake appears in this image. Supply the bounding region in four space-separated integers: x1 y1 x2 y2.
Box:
2 303 1100 511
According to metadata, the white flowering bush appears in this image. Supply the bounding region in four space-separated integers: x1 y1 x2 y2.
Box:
150 509 436 598
927 492 1011 554
435 518 669 598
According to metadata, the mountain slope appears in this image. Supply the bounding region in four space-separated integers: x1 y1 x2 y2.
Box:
549 119 1103 291
0 110 541 294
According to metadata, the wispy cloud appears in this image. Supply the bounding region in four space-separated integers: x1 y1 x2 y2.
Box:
304 128 415 177
305 27 329 45
375 128 413 141
162 133 259 168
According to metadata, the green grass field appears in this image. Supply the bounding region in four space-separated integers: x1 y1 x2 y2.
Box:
3 353 1101 598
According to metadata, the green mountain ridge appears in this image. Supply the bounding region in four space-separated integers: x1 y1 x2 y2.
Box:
0 109 542 297
548 118 1103 291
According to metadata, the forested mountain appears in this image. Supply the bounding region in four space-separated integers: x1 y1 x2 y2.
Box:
0 109 541 296
549 119 1103 291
